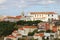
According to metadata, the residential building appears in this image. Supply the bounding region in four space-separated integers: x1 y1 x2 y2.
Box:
58 15 60 20
55 21 60 39
20 16 31 21
52 26 57 32
18 26 37 36
4 16 22 22
44 33 56 40
28 12 58 22
38 22 50 31
33 33 44 40
4 35 17 40
0 15 6 21
50 23 55 30
4 30 22 40
18 27 26 36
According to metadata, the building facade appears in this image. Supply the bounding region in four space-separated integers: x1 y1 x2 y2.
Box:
29 12 58 22
4 16 22 22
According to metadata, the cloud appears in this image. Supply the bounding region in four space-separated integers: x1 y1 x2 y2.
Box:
0 0 7 4
0 5 7 9
9 0 27 8
37 0 55 4
46 0 55 4
48 0 55 3
23 0 55 5
27 0 55 5
0 0 56 9
16 0 56 8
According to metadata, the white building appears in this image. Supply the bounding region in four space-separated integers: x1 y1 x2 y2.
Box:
4 16 22 22
4 30 22 40
33 33 44 40
4 35 17 40
0 15 6 21
18 26 37 36
28 12 58 22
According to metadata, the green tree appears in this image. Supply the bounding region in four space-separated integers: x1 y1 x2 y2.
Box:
0 21 18 37
17 20 25 25
28 29 38 36
46 29 54 33
17 20 42 26
28 32 34 36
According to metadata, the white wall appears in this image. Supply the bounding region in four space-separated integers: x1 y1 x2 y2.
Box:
29 12 58 22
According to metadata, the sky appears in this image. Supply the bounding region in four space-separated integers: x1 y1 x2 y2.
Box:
0 0 60 16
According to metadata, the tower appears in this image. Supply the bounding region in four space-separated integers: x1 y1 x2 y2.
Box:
21 11 24 17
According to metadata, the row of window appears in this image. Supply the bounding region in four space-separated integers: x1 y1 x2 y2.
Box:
34 14 54 17
48 14 53 16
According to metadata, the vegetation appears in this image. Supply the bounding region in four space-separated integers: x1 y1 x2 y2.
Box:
17 20 42 26
28 29 38 36
46 29 55 33
0 21 18 37
28 32 34 36
0 20 42 37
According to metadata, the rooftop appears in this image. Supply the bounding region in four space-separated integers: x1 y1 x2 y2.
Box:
30 12 56 14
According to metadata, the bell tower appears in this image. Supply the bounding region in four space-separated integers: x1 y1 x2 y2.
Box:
21 11 24 17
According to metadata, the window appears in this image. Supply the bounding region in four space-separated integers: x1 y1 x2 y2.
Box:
52 14 53 16
35 14 38 17
48 14 49 16
35 14 36 17
52 18 53 21
48 18 50 22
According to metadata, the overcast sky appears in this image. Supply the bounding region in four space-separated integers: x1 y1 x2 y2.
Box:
0 0 60 16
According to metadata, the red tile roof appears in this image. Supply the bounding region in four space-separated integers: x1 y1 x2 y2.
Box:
30 12 56 14
7 35 16 38
19 28 24 30
52 26 57 32
30 26 37 28
16 15 22 19
24 26 30 28
5 16 22 19
7 16 15 19
35 33 44 37
39 33 44 37
45 23 50 30
24 26 37 28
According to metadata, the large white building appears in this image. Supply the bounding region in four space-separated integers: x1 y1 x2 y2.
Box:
28 12 59 22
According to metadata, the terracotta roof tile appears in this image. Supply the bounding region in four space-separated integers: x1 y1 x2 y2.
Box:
35 33 44 37
24 26 37 28
30 12 56 14
7 35 16 38
30 26 37 28
39 33 44 37
19 28 24 30
16 15 22 19
5 16 22 19
24 26 30 28
52 26 57 32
